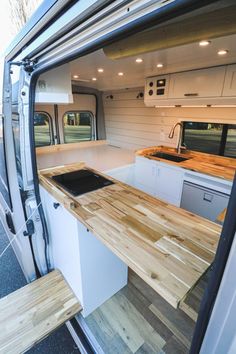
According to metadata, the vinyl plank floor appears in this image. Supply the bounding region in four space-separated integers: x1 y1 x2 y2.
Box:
83 269 208 353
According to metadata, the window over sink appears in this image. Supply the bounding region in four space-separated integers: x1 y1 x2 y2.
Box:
182 122 236 158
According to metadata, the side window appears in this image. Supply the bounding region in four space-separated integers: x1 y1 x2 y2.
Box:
182 122 236 158
34 112 53 147
0 116 11 208
63 111 95 143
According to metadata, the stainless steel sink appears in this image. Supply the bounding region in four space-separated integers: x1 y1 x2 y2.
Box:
150 152 190 163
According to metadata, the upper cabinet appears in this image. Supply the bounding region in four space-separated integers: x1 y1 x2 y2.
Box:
168 67 225 99
144 64 236 107
222 64 236 97
35 64 73 104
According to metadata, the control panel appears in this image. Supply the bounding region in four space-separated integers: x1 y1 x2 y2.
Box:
144 75 170 103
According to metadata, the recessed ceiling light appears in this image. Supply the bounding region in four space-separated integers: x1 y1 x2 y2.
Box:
92 77 97 81
118 72 124 76
73 75 79 79
157 63 163 68
97 68 104 73
218 49 228 55
136 58 143 63
199 40 211 47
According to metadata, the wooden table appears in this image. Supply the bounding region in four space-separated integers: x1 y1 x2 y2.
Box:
39 163 221 309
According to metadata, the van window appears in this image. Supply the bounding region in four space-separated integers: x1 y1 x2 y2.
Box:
63 111 94 143
0 117 11 208
34 112 53 147
182 122 236 158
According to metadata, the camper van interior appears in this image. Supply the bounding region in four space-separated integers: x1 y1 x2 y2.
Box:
32 17 236 353
2 1 236 353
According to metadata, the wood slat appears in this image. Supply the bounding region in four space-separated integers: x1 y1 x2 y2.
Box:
39 163 221 309
0 270 82 354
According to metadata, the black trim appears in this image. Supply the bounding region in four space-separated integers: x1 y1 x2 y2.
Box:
190 172 236 353
219 124 228 156
54 104 60 144
69 318 95 354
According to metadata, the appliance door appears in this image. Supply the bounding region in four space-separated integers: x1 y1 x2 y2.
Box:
181 181 230 222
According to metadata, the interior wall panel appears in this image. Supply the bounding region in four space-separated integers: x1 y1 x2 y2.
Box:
104 88 236 151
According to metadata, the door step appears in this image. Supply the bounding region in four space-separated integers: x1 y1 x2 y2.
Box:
0 270 82 354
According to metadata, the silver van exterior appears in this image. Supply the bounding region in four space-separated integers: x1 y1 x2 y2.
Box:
1 1 236 353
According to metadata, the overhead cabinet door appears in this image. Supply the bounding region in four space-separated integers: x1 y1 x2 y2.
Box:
168 66 226 99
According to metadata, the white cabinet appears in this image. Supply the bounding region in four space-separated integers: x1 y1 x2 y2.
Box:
134 156 157 196
40 186 127 317
223 64 236 97
155 163 184 206
168 66 226 99
134 157 184 206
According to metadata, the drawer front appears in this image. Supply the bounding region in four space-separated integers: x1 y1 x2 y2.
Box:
181 183 229 222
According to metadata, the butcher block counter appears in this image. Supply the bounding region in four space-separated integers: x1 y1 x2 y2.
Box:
136 146 236 181
39 162 221 309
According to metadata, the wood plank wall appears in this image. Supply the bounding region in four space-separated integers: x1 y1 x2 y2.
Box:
103 88 236 151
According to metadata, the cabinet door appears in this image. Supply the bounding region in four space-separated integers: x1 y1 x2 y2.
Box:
168 66 226 99
155 164 184 206
222 64 236 97
134 157 157 196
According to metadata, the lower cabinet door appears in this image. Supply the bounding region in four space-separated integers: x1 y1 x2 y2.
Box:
40 186 128 317
155 164 184 206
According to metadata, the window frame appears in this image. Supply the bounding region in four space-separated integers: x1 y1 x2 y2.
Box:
62 110 95 144
182 121 236 158
34 111 54 147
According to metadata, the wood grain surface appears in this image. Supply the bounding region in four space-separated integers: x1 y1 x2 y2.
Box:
39 163 221 308
0 270 82 354
136 146 236 181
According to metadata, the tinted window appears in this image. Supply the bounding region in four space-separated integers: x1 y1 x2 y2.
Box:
34 112 53 147
0 117 11 208
183 122 236 158
63 111 94 143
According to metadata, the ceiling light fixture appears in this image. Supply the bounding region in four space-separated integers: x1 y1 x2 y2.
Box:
73 75 79 79
118 72 124 76
157 63 163 68
92 77 97 81
199 40 211 46
136 58 143 63
97 68 104 73
218 49 228 55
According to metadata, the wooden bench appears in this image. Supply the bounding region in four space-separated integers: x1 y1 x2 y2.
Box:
0 270 82 354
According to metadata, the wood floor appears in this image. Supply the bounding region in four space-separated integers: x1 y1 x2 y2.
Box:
83 269 209 354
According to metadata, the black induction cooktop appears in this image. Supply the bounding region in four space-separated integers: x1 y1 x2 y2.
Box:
52 169 114 196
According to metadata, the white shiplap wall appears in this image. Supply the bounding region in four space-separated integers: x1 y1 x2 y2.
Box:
103 88 236 151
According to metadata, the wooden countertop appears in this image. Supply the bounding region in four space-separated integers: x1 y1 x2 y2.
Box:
136 146 236 181
39 163 221 309
0 270 82 354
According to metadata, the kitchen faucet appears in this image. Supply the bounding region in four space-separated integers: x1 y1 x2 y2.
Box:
168 122 186 154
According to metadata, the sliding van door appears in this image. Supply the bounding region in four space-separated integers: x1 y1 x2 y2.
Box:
1 63 49 281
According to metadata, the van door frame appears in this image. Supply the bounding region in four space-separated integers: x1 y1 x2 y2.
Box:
2 62 37 281
10 0 231 350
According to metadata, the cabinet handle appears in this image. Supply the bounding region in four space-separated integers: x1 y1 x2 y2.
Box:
184 93 199 97
53 202 60 209
203 193 213 202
